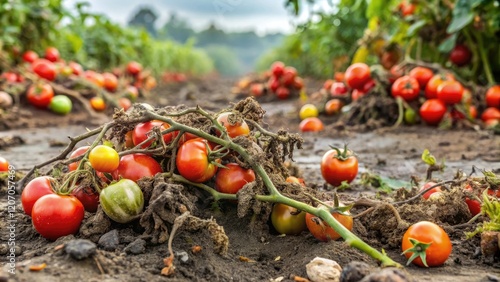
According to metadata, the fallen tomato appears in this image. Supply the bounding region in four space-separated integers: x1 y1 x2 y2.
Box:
402 221 452 267
305 201 353 242
320 145 358 187
100 179 144 223
271 203 307 235
215 163 255 194
216 112 250 138
88 145 120 173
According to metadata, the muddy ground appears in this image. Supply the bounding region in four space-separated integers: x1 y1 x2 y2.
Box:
1 78 500 282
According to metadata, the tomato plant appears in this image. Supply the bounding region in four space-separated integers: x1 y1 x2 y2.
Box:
419 182 442 200
419 99 447 126
0 157 9 172
88 145 120 173
391 75 420 102
72 186 99 213
90 97 106 112
32 194 84 241
299 104 319 120
216 112 250 138
49 95 72 115
402 221 452 267
481 107 500 122
27 83 54 109
486 85 500 108
100 179 144 223
320 145 358 187
132 120 174 148
344 63 371 91
437 81 464 105
271 204 307 235
409 67 433 89
115 154 163 182
299 117 324 132
215 163 256 194
32 59 57 81
305 201 353 242
176 138 220 183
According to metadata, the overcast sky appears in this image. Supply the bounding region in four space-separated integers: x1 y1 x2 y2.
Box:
63 0 335 34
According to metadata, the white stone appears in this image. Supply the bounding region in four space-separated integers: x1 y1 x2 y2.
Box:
306 257 342 282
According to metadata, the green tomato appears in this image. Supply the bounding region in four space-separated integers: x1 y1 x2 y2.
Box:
271 203 307 235
49 95 72 115
100 179 144 223
404 108 417 125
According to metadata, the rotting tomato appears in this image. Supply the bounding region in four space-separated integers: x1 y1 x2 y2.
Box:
299 117 324 132
32 59 57 81
486 85 500 108
215 163 255 194
27 83 54 109
449 44 472 67
216 112 250 138
88 145 120 173
419 182 442 200
391 75 420 102
409 67 433 89
90 97 106 111
71 186 99 213
481 107 500 122
425 73 455 99
21 176 55 216
100 179 144 223
176 138 220 183
437 80 464 105
0 156 8 172
305 201 353 242
419 99 447 126
68 146 90 171
324 99 343 115
271 204 307 235
344 63 371 91
44 47 60 62
330 82 348 97
132 120 174 148
32 194 84 241
320 145 358 187
115 153 162 182
401 221 452 267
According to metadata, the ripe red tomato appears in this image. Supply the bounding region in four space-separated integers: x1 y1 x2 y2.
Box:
88 145 120 173
345 63 371 91
176 138 220 183
402 221 452 267
449 44 472 67
115 153 162 182
463 185 481 216
271 61 285 77
419 182 442 200
305 202 353 242
22 50 38 63
299 117 324 132
276 86 290 100
68 146 90 171
409 67 433 89
44 47 60 62
0 157 8 172
425 73 455 99
21 176 55 216
391 75 420 102
27 83 54 109
268 77 280 93
437 81 463 105
32 59 57 81
90 97 106 111
351 89 366 101
419 99 447 125
271 204 307 235
71 186 99 213
362 79 376 93
282 67 297 86
486 85 500 108
103 72 118 92
320 147 358 186
32 194 84 241
325 99 343 115
2 72 18 83
126 61 142 76
132 120 174 148
250 83 264 97
216 112 250 138
330 82 348 97
215 163 256 194
68 61 83 76
481 107 500 122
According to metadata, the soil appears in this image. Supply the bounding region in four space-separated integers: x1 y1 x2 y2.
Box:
1 78 500 282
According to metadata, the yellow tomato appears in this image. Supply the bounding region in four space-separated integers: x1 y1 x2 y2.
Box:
299 104 319 120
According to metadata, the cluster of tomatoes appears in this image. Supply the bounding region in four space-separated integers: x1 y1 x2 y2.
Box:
0 47 157 115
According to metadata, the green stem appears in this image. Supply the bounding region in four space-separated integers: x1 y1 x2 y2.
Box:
475 33 494 85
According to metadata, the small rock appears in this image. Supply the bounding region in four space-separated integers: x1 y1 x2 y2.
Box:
176 251 189 263
98 230 119 251
360 268 410 282
64 239 97 260
306 257 342 282
124 239 146 255
340 261 372 282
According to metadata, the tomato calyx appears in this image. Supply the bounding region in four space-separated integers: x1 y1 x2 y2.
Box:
329 144 356 162
401 238 432 267
204 141 227 168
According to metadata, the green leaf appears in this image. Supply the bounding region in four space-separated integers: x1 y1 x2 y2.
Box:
421 149 437 166
407 20 426 37
438 33 458 53
447 0 482 33
361 172 411 193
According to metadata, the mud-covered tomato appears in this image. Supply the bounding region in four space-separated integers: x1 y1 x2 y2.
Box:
271 204 307 235
71 186 99 213
21 176 55 216
305 201 353 242
132 120 174 148
402 221 452 267
176 138 219 183
100 179 144 223
409 67 433 89
419 182 442 200
344 63 371 91
27 83 54 109
437 81 463 105
216 112 250 138
215 163 255 194
320 145 358 187
88 145 120 173
419 99 447 126
391 75 420 102
299 117 324 132
486 85 500 108
32 194 84 241
115 153 162 182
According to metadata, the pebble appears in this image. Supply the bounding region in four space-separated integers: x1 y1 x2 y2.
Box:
0 244 23 256
64 239 97 260
124 239 146 255
98 229 120 251
340 261 372 282
306 257 342 282
176 251 189 263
